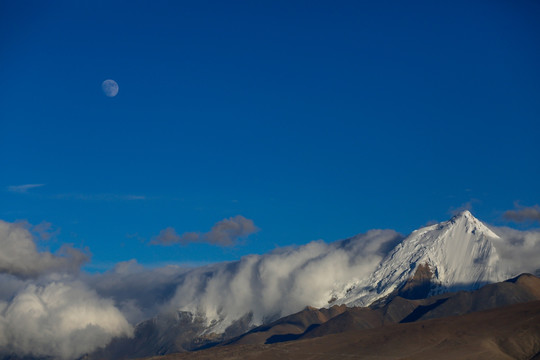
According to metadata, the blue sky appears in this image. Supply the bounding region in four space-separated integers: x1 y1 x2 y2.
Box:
1 0 539 270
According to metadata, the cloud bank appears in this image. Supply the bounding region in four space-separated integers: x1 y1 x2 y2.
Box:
151 215 259 246
162 229 403 331
491 226 540 275
86 260 187 324
0 280 132 360
0 221 133 359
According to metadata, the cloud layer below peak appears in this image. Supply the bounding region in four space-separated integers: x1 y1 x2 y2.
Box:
0 221 133 359
0 280 133 360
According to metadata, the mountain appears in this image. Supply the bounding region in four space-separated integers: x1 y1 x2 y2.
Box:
143 299 540 360
90 211 522 359
329 210 510 307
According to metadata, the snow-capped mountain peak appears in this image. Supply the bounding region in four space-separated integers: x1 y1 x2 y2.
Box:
441 210 500 238
333 211 509 307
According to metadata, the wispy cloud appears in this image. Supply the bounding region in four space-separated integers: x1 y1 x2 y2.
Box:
18 220 61 241
124 195 146 200
151 215 259 247
53 193 146 201
448 200 480 216
6 184 146 201
503 203 540 223
7 184 45 193
151 227 182 245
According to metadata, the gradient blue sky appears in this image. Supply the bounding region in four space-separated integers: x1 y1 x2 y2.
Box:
1 0 539 270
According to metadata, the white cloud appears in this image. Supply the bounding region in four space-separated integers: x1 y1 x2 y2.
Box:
0 221 134 359
151 215 259 246
0 280 132 360
0 220 89 278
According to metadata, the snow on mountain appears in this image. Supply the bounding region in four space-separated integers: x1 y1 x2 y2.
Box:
330 210 511 307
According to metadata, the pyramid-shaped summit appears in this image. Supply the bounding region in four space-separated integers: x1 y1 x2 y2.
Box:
334 211 509 307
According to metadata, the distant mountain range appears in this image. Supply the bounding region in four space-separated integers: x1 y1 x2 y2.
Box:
87 211 537 359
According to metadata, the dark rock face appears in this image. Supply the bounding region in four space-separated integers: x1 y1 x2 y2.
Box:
85 310 259 360
87 311 209 360
397 263 434 299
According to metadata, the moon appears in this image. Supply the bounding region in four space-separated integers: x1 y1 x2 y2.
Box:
102 79 119 97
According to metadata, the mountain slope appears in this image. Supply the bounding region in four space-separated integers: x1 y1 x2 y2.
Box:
224 305 348 345
143 299 540 360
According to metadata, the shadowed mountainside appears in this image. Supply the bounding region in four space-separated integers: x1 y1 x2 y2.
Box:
225 273 540 345
141 299 540 360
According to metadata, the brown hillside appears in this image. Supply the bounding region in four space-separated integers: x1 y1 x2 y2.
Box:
141 299 540 360
226 273 540 344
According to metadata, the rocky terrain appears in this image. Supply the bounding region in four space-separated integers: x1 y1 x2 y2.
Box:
141 301 540 359
141 274 540 360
